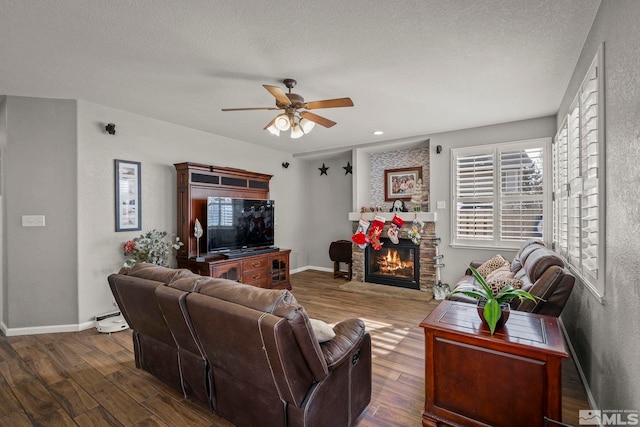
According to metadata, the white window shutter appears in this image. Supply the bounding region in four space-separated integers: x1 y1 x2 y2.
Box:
553 123 569 258
452 138 547 248
455 152 495 241
552 48 604 295
580 58 600 280
499 147 544 241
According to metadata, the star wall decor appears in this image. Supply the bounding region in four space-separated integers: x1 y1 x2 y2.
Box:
319 163 329 175
343 161 352 175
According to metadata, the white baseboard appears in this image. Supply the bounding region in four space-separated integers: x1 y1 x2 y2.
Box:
2 320 96 337
290 265 333 274
558 317 598 411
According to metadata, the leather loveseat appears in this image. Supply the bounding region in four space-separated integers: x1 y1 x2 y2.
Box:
108 263 372 427
447 240 575 317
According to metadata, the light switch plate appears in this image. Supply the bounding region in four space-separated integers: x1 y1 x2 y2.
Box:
22 215 45 227
436 201 446 209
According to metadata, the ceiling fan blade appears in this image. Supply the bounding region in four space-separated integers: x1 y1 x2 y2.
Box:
263 117 276 130
300 111 336 128
305 97 354 109
221 107 279 111
263 85 292 105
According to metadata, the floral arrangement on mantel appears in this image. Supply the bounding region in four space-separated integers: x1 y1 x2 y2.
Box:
122 229 184 268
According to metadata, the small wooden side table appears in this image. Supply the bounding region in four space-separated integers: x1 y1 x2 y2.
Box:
329 240 352 280
420 301 568 427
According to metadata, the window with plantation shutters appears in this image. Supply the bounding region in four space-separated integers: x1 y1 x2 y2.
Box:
452 138 549 248
552 48 604 297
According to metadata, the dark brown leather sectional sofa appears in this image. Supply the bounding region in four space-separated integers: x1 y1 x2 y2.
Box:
447 239 576 317
108 263 371 427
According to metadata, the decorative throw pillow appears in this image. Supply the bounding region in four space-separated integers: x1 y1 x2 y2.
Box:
309 318 336 343
486 277 524 296
486 265 513 282
476 254 510 279
484 267 523 295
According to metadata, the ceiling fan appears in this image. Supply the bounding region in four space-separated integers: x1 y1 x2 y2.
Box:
221 79 354 139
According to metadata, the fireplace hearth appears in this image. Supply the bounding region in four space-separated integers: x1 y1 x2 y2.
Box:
365 238 419 289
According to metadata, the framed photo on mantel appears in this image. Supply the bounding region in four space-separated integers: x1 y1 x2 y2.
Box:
115 159 141 232
384 167 422 201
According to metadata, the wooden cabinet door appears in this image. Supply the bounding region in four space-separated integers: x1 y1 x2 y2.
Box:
269 252 290 288
211 261 241 281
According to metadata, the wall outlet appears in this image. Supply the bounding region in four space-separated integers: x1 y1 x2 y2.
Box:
436 201 446 209
22 215 45 227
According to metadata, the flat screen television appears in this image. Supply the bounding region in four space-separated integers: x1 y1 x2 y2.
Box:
206 197 275 253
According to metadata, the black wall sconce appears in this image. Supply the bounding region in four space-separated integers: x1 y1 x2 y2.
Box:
436 145 442 154
282 162 290 169
105 123 116 135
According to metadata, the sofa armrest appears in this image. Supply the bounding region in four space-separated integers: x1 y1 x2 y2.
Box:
320 318 366 369
516 265 575 316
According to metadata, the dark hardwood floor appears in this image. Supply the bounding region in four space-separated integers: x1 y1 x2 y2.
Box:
0 270 589 426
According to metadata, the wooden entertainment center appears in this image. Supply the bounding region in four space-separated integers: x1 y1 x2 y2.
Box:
174 162 290 289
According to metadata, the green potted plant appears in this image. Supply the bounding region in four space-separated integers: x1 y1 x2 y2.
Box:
450 266 539 334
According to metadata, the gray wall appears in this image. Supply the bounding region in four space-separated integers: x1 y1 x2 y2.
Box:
3 97 79 328
0 97 308 332
556 0 640 410
303 153 353 269
73 100 307 326
1 96 6 325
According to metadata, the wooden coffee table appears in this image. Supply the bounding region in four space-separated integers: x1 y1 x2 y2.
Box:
420 300 568 427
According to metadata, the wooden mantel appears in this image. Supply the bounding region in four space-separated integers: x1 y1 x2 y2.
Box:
348 212 437 222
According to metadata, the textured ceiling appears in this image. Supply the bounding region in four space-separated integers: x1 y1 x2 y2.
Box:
0 0 600 155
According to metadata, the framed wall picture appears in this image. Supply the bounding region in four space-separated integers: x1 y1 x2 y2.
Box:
384 167 422 201
115 159 141 232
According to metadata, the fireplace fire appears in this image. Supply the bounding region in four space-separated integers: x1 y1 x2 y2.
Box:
376 248 414 276
365 238 419 289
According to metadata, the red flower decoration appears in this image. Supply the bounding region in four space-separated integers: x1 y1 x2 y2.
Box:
123 240 136 254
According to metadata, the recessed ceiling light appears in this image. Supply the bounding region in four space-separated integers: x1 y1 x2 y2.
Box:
373 131 384 135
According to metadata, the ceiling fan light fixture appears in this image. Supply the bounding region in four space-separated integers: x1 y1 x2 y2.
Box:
266 124 280 136
290 123 304 139
223 79 354 141
299 117 315 134
274 114 291 131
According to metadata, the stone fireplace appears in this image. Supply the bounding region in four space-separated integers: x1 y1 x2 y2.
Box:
349 213 437 295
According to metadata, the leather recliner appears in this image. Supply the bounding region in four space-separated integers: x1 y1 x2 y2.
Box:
108 265 200 394
447 240 575 317
108 263 372 427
